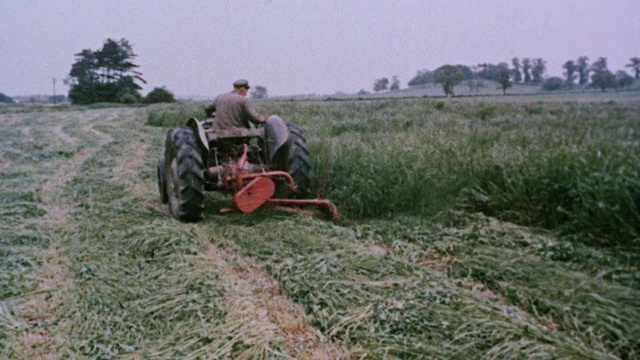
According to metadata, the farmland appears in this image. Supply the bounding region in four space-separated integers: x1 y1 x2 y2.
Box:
1 92 640 359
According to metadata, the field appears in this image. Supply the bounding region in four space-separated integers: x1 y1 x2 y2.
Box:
1 92 639 359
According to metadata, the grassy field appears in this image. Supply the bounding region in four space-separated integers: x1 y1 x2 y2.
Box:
2 92 639 359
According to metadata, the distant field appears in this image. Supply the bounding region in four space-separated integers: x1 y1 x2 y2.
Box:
273 81 640 100
1 92 639 358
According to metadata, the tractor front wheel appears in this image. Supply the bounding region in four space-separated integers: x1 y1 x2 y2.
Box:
164 126 205 222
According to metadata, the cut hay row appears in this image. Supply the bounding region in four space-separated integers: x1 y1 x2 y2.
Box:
208 213 638 358
1 106 348 358
1 109 116 358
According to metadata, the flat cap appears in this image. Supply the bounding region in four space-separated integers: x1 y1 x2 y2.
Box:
233 79 250 88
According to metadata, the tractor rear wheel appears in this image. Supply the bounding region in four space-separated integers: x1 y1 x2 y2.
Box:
274 122 311 198
165 126 205 222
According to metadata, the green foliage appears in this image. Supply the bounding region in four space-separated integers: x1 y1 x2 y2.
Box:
494 66 512 94
563 60 578 87
373 77 389 92
389 75 400 91
250 85 268 99
616 70 635 90
118 93 140 104
408 65 472 87
67 38 145 105
591 71 616 92
530 58 546 84
146 102 207 127
0 93 14 103
144 87 175 104
577 56 590 85
627 56 640 79
511 57 522 83
542 77 565 91
435 65 465 96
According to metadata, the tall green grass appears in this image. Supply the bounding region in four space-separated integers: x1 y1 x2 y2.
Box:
146 102 208 127
147 97 640 246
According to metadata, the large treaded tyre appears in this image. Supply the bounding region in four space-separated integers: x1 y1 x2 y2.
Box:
274 122 311 198
164 126 205 222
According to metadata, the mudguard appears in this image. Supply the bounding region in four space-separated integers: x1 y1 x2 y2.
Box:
264 115 290 162
186 117 209 152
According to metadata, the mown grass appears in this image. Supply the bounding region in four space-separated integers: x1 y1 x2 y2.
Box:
210 212 640 358
148 95 640 247
0 115 73 353
2 109 314 358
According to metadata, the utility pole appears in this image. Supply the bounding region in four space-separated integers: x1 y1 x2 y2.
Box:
53 78 57 105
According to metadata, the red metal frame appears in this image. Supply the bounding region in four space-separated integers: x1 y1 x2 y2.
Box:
223 145 340 222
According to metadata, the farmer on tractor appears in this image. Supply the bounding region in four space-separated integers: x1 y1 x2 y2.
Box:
204 79 266 130
157 78 340 223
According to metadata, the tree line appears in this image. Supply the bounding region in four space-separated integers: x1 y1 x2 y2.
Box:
373 56 639 97
65 38 175 105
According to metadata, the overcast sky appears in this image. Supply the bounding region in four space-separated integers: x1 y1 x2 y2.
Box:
1 1 639 98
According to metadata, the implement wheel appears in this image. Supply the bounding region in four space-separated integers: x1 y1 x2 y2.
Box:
164 126 205 222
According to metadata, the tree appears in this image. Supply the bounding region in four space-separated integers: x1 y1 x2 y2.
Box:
591 70 616 92
615 70 634 90
562 60 578 88
531 58 546 85
591 71 616 92
66 38 146 104
473 63 505 81
591 57 608 74
0 93 14 103
467 78 485 93
626 57 640 79
409 65 472 87
145 87 176 103
577 56 589 86
373 77 389 92
590 57 615 92
511 57 522 83
495 66 512 94
389 76 400 91
407 69 430 87
542 77 564 91
250 85 268 99
522 58 532 84
466 65 485 92
435 65 465 97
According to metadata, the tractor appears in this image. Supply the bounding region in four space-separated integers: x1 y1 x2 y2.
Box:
157 115 339 222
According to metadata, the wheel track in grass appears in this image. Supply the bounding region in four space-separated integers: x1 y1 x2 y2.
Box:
8 109 116 358
192 228 349 359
